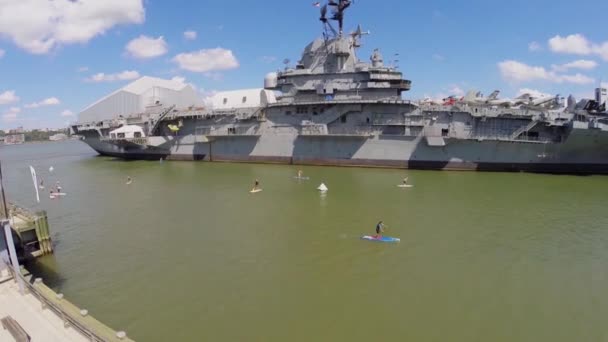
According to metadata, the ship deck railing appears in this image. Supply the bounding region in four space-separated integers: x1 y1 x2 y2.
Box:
269 99 414 107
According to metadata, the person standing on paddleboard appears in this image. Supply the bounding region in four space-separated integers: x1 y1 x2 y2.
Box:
376 221 385 238
253 179 260 191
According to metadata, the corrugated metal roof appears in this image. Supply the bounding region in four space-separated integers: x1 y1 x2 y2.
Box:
80 76 190 113
122 76 188 95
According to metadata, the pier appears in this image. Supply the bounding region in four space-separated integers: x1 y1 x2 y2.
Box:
0 261 134 342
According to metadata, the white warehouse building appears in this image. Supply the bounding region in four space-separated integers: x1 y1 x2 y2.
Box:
78 76 204 123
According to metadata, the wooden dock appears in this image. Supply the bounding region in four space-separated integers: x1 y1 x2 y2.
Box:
8 203 53 258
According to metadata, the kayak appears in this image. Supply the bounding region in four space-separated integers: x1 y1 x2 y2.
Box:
361 236 401 243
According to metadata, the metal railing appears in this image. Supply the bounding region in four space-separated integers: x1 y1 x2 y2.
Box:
4 264 133 342
100 137 148 146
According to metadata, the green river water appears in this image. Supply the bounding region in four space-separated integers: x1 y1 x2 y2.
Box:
2 141 608 341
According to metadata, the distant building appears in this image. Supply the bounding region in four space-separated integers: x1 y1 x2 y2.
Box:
9 127 24 134
49 133 68 141
4 134 25 145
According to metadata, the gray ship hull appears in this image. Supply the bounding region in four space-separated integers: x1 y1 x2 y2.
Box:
71 2 608 175
78 127 608 174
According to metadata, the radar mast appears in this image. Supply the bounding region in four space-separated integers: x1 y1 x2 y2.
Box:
319 0 353 38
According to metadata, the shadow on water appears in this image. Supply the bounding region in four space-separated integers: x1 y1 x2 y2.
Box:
24 256 66 289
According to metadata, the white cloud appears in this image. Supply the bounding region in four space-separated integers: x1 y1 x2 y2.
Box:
0 0 145 54
60 110 74 117
0 49 4 58
86 70 140 82
0 90 19 105
77 66 89 72
549 34 592 55
24 97 60 109
204 72 224 81
498 60 550 82
2 107 21 122
200 89 218 107
528 41 542 52
432 54 445 61
125 35 167 59
559 74 596 84
498 60 595 84
551 59 598 72
169 76 198 90
183 30 197 40
172 48 239 73
448 86 464 96
595 42 608 61
548 34 608 61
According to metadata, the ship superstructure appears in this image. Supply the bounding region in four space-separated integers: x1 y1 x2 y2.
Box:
72 1 608 173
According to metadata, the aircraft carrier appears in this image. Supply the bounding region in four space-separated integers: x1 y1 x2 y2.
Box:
72 0 608 174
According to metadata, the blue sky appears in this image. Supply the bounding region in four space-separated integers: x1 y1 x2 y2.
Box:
1 0 607 130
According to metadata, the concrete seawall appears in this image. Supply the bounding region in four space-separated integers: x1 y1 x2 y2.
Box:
0 264 133 342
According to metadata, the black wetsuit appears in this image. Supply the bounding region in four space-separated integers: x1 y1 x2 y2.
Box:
376 223 383 234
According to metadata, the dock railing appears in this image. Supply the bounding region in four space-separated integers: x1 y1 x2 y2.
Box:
4 263 134 342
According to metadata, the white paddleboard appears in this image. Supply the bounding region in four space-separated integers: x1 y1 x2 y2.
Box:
294 176 310 180
51 193 67 196
250 189 263 193
397 184 414 188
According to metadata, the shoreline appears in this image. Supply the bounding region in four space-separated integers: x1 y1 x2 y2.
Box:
0 139 80 146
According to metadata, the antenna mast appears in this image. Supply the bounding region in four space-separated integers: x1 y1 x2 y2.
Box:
320 0 353 38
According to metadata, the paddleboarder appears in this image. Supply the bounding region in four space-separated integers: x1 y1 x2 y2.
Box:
375 221 385 239
252 179 260 191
